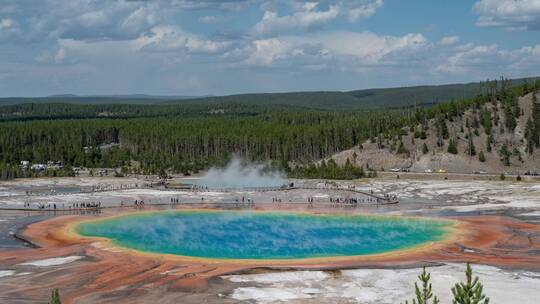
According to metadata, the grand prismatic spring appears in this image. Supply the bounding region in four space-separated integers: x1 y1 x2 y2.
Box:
2 180 540 304
75 211 453 259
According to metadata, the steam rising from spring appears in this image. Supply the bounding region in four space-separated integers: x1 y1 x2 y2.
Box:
197 157 287 189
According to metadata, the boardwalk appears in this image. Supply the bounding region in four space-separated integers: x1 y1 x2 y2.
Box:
1 183 398 211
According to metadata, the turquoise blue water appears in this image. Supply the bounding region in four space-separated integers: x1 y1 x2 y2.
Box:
76 211 452 259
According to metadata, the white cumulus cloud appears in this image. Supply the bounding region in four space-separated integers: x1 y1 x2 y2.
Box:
136 25 232 54
438 35 460 46
473 0 540 31
0 18 19 38
250 1 383 37
0 18 16 30
250 3 340 37
437 43 540 76
241 31 427 68
343 0 383 22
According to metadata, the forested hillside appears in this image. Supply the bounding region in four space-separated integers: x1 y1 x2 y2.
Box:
0 77 539 179
161 77 538 110
327 79 540 175
0 94 204 106
0 102 306 121
2 77 538 110
0 111 411 178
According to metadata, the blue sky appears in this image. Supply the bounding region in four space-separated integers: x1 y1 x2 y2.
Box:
0 0 539 97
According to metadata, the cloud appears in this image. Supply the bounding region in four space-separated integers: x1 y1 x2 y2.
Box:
241 31 427 68
2 1 383 42
135 25 232 54
77 10 110 28
0 18 16 30
437 44 499 73
342 0 384 22
243 38 295 66
0 18 19 38
199 15 223 24
3 0 247 42
1 0 539 97
250 3 340 37
250 1 383 37
121 6 158 32
436 43 540 75
438 35 460 46
164 0 255 10
473 0 540 31
5 0 156 41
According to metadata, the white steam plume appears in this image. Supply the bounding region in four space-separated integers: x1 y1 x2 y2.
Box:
197 157 287 189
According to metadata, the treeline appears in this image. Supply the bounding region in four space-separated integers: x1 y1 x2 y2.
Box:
0 102 308 121
0 163 75 180
0 110 412 177
2 78 538 122
0 78 538 179
0 102 306 121
288 159 377 180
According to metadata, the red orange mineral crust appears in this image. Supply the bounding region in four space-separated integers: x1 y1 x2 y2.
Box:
1 206 540 303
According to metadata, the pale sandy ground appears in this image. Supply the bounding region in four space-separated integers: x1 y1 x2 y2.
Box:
3 177 540 216
225 264 540 304
1 176 540 303
19 256 84 267
0 187 374 209
0 177 385 209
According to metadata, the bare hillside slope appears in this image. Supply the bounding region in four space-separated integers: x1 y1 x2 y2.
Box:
330 92 540 174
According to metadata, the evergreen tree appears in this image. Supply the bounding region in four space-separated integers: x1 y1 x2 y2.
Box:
448 138 458 154
467 131 476 156
436 115 449 147
523 79 530 94
486 134 492 152
49 289 61 304
420 130 427 140
525 117 535 154
422 143 429 154
503 93 518 131
402 267 440 304
397 141 410 156
499 144 511 166
452 263 489 304
479 107 492 135
478 150 486 162
289 158 366 180
533 92 540 148
158 167 168 180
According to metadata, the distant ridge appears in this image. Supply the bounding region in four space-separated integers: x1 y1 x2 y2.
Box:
2 76 538 109
0 94 210 105
47 94 211 100
163 76 539 110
